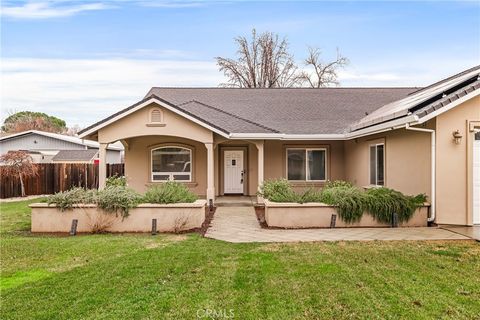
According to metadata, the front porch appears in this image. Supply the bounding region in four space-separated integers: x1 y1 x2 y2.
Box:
96 134 267 205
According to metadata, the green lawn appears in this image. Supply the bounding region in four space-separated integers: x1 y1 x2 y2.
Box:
1 200 479 319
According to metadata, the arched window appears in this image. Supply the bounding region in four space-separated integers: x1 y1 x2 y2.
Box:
150 109 163 123
151 146 192 181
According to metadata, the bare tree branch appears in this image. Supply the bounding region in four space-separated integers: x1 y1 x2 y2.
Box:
216 30 349 88
216 29 303 88
300 47 349 88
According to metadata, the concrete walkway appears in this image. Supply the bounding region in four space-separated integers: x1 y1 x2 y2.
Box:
441 226 480 241
205 206 471 243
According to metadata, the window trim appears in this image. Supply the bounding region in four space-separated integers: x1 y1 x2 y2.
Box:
285 147 327 182
369 143 385 186
150 146 192 182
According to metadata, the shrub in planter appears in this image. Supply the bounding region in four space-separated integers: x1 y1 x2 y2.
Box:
364 187 427 224
47 188 97 211
320 185 365 223
96 186 142 218
143 181 197 204
323 180 354 189
259 179 299 202
105 175 127 187
298 188 322 203
47 186 141 218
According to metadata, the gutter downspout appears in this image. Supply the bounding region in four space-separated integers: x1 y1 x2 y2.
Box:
405 123 436 223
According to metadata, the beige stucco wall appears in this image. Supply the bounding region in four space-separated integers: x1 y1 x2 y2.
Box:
264 200 428 228
345 127 432 200
94 103 213 195
31 201 206 233
435 96 480 225
97 103 213 144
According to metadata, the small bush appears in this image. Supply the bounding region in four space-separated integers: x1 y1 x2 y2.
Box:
364 187 427 223
106 175 126 187
299 188 322 203
259 179 299 202
323 180 354 190
320 185 365 223
143 181 197 204
47 188 97 211
96 186 142 218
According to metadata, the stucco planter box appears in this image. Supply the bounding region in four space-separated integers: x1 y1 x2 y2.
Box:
264 200 429 228
30 200 207 233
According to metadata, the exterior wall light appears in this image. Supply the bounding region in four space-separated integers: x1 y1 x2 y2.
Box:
452 130 463 144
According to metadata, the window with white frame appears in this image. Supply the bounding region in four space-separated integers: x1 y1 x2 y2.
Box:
151 147 192 181
287 148 326 181
369 143 384 186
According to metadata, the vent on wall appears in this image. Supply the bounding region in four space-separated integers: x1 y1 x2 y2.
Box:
151 109 163 123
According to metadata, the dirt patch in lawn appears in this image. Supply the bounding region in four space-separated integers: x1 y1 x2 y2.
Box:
199 206 216 236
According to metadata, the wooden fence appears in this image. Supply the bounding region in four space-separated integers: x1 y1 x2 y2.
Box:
0 163 124 199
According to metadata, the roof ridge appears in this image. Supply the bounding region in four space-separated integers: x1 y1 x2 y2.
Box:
149 86 420 90
180 99 280 133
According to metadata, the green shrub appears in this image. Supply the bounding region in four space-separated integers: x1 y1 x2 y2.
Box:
106 175 127 187
143 181 197 204
259 179 299 202
96 186 142 218
323 180 354 190
364 187 427 223
298 188 322 203
47 188 97 211
320 185 365 223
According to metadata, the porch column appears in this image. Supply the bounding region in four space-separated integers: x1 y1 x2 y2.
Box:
98 143 108 190
205 142 215 203
255 140 264 204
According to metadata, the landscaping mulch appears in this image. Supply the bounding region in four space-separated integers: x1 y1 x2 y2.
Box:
199 205 216 236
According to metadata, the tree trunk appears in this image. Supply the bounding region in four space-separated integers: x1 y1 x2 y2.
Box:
19 172 26 197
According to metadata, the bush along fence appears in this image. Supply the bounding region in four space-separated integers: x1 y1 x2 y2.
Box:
0 163 124 198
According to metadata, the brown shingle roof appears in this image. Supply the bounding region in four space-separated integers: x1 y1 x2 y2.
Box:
144 87 417 134
52 149 98 162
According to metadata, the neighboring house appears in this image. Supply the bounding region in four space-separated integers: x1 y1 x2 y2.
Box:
79 65 480 226
0 130 123 164
51 149 100 163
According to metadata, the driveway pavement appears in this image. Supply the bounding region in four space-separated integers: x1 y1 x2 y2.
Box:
441 226 480 241
205 206 471 243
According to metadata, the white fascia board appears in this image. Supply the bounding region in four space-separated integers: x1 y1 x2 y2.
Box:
78 97 230 139
346 115 419 139
228 133 345 140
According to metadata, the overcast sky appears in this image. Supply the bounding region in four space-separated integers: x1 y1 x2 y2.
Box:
1 0 479 128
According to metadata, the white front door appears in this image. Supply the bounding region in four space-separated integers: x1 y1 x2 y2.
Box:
473 132 480 224
224 150 244 194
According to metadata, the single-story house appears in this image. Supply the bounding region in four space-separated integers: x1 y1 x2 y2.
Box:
79 65 480 226
0 130 123 163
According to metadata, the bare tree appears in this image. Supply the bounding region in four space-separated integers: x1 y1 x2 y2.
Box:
216 29 302 88
300 47 349 88
65 124 82 136
0 151 38 197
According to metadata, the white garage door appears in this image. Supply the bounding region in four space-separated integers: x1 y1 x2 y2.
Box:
474 132 480 225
